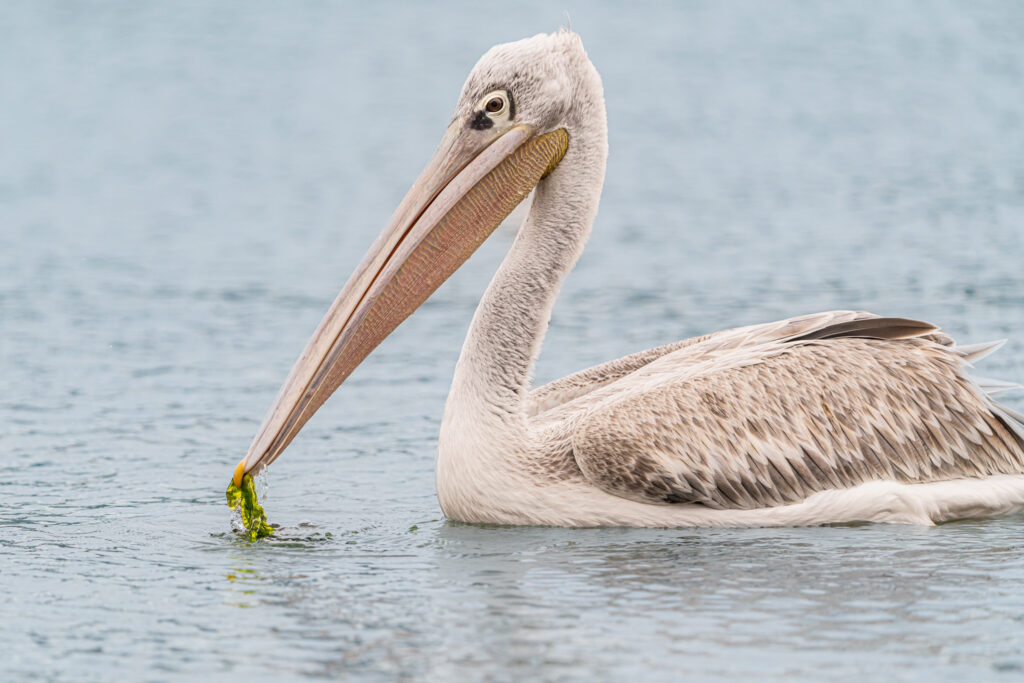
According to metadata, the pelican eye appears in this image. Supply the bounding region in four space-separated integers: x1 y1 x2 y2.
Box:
479 90 510 118
470 90 513 130
485 96 505 113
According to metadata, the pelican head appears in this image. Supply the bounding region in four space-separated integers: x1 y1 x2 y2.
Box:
234 31 604 484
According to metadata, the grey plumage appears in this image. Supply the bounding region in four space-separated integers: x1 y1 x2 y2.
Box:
526 311 1024 511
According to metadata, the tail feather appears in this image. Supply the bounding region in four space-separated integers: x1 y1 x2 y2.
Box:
954 339 1007 364
957 338 1024 443
970 375 1022 395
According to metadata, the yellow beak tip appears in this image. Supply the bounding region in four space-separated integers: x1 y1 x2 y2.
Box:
232 459 247 488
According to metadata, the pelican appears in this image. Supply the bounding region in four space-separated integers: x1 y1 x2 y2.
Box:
232 31 1024 526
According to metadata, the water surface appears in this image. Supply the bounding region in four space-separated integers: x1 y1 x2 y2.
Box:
4 2 1024 680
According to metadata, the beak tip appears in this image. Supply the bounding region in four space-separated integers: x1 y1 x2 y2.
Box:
232 458 247 487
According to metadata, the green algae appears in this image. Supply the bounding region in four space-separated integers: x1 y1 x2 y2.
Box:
226 474 275 541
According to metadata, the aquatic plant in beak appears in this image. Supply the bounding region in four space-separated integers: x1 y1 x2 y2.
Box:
226 474 274 541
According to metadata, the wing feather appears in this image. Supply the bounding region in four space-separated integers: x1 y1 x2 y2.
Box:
566 316 1024 510
527 311 903 413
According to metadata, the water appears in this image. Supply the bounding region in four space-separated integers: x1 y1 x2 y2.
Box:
3 1 1024 680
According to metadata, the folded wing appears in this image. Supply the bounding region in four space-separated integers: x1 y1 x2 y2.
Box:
566 313 1024 509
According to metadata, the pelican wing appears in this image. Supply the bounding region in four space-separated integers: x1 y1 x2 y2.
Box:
569 315 1024 510
528 310 952 415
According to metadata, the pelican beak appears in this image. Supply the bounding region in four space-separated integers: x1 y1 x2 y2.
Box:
234 123 569 485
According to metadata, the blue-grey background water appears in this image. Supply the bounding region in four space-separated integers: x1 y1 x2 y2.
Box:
4 1 1024 680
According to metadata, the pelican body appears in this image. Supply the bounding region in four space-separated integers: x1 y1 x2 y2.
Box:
233 32 1024 526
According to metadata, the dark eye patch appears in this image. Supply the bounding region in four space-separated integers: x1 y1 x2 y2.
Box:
469 89 514 131
470 111 493 130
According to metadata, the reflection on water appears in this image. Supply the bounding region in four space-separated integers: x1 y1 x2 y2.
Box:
4 1 1024 680
194 521 1024 680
